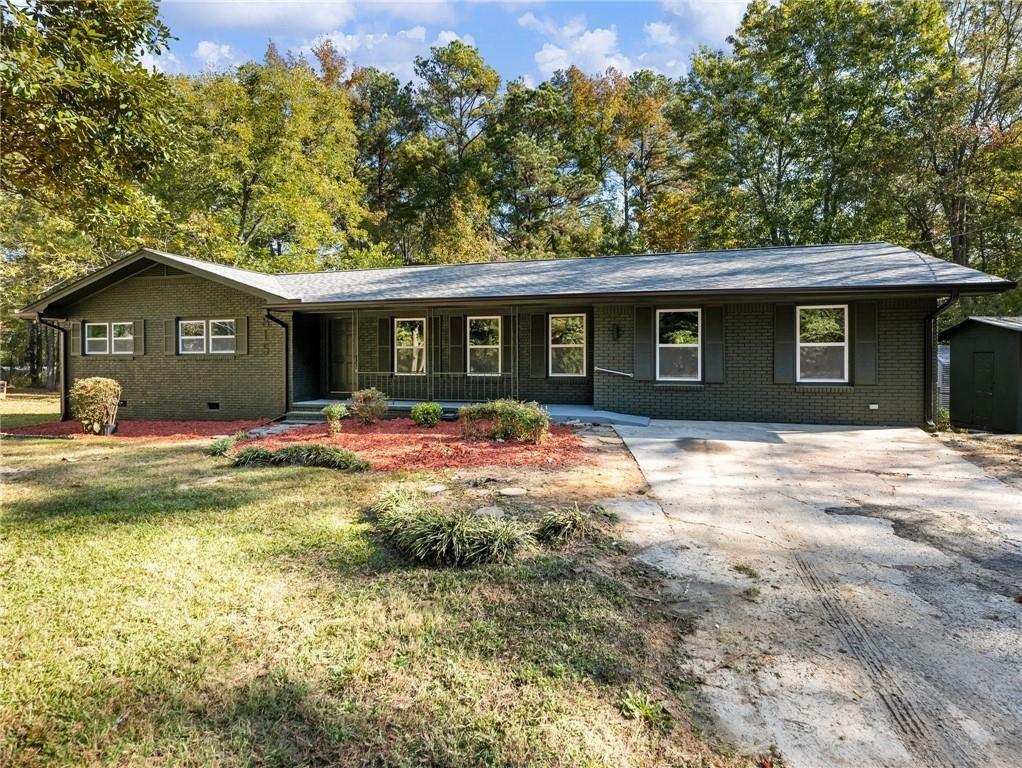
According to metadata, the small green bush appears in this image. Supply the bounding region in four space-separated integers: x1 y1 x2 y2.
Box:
459 399 549 443
936 407 952 431
410 401 443 428
207 437 234 457
231 444 368 472
69 377 122 434
374 487 532 566
322 403 348 435
536 503 606 545
351 388 389 424
619 690 672 732
232 446 276 466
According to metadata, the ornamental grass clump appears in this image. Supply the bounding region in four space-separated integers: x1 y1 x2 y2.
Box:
351 388 389 424
535 503 608 545
459 399 549 443
206 437 234 457
410 401 443 428
69 377 122 434
231 444 368 472
321 402 348 435
372 487 532 566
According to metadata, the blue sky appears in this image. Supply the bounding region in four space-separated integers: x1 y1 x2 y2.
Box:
150 1 748 84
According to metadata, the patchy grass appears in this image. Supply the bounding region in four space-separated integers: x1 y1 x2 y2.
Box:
732 564 760 579
0 437 752 768
0 390 60 430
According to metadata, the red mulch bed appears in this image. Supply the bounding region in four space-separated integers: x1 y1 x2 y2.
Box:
2 419 269 440
238 418 588 472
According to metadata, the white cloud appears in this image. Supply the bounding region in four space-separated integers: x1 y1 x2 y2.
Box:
645 20 678 47
662 0 747 42
139 49 183 74
192 41 243 70
521 15 634 77
311 25 433 81
433 29 475 46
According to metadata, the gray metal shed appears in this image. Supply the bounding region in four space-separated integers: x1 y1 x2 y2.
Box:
939 317 1022 433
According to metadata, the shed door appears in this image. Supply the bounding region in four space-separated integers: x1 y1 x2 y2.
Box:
971 352 995 428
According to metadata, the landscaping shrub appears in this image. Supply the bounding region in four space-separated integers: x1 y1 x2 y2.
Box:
322 403 348 435
373 487 532 566
410 401 443 428
619 690 672 732
351 388 388 424
206 437 234 457
231 444 368 472
459 399 549 443
69 377 122 434
536 503 607 545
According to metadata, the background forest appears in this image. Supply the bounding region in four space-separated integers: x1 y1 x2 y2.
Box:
2 0 1020 384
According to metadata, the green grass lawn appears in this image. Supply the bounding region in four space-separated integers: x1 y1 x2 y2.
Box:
0 390 61 429
0 437 750 768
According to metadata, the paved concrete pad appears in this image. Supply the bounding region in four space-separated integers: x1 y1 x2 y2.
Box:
615 419 1021 768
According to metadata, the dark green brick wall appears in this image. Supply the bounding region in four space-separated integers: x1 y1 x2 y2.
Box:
593 298 934 425
64 273 286 420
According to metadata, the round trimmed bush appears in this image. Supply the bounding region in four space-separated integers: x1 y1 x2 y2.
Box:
410 401 443 428
69 377 122 434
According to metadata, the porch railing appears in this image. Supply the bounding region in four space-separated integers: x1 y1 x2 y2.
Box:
356 372 517 402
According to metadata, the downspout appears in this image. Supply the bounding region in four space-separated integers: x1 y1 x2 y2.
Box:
37 316 68 421
924 291 959 426
265 310 290 417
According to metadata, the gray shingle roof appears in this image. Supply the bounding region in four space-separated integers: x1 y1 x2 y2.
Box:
270 242 1012 305
940 316 1022 339
144 249 294 300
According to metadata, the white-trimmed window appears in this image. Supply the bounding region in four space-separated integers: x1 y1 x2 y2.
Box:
796 305 848 383
209 319 236 354
179 320 206 354
656 309 701 381
549 313 586 377
467 316 501 375
394 318 426 375
85 323 109 354
111 322 134 354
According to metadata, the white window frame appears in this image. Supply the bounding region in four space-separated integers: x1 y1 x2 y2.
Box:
84 322 110 355
178 320 207 355
548 313 587 378
209 319 236 354
656 308 702 382
394 317 427 376
111 322 134 355
466 316 501 376
796 304 849 384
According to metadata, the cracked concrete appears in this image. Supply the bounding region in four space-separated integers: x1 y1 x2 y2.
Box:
615 420 1021 768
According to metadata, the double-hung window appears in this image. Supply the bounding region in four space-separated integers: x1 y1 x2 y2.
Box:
656 309 701 381
209 320 236 353
467 316 501 375
85 323 109 354
111 322 134 354
394 318 426 375
179 320 206 354
796 305 848 383
549 314 586 377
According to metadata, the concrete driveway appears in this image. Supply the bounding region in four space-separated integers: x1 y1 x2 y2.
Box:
613 420 1021 768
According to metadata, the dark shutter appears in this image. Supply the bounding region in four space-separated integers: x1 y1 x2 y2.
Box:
69 321 81 356
448 315 465 373
501 314 513 375
235 316 248 355
377 317 392 372
133 320 145 355
633 306 653 381
163 319 176 355
853 302 878 385
703 305 725 383
774 305 795 384
529 314 546 378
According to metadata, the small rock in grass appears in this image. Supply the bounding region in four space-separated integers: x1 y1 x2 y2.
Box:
474 506 505 519
499 487 528 497
424 484 447 494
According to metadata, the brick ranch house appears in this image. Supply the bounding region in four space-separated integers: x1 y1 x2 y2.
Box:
16 242 1014 426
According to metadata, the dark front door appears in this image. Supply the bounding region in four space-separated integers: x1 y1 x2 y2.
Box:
328 317 355 394
971 351 995 428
